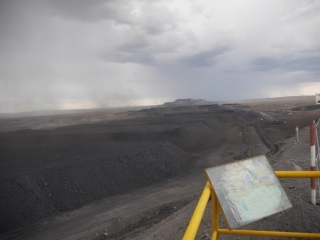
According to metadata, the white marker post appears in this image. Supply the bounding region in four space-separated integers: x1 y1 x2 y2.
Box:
310 120 316 205
295 126 299 144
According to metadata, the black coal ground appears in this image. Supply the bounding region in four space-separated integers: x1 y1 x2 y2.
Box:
0 100 319 240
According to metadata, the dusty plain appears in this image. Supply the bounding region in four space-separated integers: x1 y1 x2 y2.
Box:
0 96 320 240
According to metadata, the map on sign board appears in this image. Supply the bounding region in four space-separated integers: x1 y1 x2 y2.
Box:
205 155 292 229
316 94 320 105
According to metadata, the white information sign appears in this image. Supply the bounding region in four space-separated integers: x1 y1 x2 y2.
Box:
316 94 320 105
205 155 292 229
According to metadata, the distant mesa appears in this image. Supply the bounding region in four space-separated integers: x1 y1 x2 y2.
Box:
162 99 218 107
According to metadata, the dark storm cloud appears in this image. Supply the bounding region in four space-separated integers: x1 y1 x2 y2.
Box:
107 46 231 67
47 0 131 24
181 47 231 67
288 57 320 73
1 0 320 113
115 37 154 64
252 54 320 73
47 0 176 36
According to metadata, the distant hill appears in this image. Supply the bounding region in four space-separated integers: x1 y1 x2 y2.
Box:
162 99 219 107
239 95 314 104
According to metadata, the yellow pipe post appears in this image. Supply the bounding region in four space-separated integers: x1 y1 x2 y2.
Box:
211 231 218 240
275 171 320 178
218 229 320 238
211 189 219 240
182 181 211 240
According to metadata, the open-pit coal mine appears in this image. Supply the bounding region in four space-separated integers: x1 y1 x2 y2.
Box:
1 96 320 240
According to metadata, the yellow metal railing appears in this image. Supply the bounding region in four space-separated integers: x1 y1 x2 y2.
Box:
183 182 211 239
182 171 320 240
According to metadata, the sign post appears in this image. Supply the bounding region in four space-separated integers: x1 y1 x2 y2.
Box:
316 94 320 105
205 155 292 229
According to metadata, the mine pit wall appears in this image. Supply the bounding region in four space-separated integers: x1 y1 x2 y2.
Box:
72 122 217 152
0 141 190 232
0 109 232 233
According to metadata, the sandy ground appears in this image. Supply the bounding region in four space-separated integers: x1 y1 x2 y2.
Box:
0 96 320 240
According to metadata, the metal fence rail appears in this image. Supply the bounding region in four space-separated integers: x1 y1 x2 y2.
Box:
183 171 320 240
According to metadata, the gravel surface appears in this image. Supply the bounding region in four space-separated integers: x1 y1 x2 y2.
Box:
128 125 320 240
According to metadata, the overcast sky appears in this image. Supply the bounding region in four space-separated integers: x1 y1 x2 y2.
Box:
1 0 320 113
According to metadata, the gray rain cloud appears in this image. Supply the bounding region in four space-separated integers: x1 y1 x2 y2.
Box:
1 0 320 113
